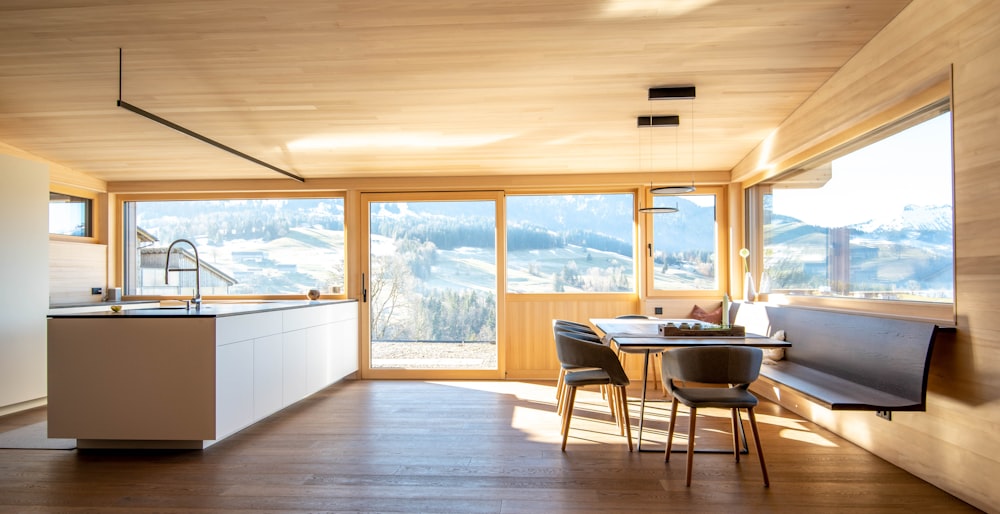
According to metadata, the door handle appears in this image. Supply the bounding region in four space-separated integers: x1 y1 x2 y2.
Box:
362 273 367 302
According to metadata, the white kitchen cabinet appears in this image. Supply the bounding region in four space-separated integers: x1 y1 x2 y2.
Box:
48 300 358 449
253 334 283 421
330 308 359 386
307 322 334 395
215 339 254 439
282 328 309 406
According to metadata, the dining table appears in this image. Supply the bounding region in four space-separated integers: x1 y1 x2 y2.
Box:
590 317 791 452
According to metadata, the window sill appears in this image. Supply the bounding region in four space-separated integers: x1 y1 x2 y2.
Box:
763 293 955 326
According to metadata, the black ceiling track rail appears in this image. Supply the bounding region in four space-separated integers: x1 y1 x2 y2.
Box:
116 49 305 183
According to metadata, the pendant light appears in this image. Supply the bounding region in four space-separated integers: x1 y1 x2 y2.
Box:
639 204 679 214
637 116 679 214
648 86 696 195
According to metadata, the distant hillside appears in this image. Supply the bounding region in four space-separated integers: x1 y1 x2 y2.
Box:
374 194 718 253
649 197 718 252
764 204 953 297
768 204 952 245
858 204 952 237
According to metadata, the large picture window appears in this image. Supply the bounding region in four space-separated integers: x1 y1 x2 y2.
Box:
123 197 345 297
506 193 635 293
647 188 724 295
756 102 953 304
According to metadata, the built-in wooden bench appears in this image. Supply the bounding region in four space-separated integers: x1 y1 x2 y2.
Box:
731 302 945 411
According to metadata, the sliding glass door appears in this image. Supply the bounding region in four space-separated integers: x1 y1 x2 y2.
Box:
360 192 504 379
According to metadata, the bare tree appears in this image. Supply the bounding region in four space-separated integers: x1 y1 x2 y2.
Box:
369 254 411 341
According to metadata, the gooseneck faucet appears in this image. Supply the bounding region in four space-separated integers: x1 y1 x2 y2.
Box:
164 238 202 309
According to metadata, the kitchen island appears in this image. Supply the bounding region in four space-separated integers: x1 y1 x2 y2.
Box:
47 300 358 449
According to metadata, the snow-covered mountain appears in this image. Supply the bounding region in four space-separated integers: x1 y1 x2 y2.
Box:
856 204 953 233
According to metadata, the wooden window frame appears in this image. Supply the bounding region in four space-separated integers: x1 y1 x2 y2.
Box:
48 184 98 244
643 185 729 299
744 98 955 325
116 191 348 301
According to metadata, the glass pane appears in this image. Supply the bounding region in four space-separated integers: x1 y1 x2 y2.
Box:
369 200 497 369
762 111 953 302
125 198 345 296
506 194 635 293
651 194 718 290
49 192 91 237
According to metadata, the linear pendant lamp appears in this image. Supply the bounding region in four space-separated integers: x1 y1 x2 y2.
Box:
115 49 305 183
647 85 696 195
648 86 696 100
637 115 679 127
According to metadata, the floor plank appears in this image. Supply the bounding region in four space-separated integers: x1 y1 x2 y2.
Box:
0 380 980 513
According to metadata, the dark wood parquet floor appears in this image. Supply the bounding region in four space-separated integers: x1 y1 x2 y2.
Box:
0 380 981 513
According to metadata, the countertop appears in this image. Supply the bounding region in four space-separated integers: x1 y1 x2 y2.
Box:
47 299 357 318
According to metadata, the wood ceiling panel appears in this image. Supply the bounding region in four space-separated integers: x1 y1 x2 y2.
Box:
0 0 912 182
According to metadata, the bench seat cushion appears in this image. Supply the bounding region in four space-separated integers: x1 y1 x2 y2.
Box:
758 361 923 411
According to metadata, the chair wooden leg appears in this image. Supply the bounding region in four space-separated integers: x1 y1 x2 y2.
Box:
556 368 565 402
731 409 741 462
685 406 697 486
557 376 572 417
612 385 626 435
747 407 769 487
561 387 577 451
617 386 633 452
605 385 622 433
613 386 622 426
665 398 679 461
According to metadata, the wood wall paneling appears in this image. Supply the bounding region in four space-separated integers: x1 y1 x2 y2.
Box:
504 295 637 380
49 241 107 305
739 1 1000 510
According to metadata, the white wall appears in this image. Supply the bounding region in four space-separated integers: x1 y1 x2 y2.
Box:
0 154 49 411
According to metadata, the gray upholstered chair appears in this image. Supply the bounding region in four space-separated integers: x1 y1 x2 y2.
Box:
553 330 633 452
660 345 769 487
552 320 604 413
553 318 600 335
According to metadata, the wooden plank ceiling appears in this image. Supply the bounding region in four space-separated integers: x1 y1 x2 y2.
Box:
0 0 912 183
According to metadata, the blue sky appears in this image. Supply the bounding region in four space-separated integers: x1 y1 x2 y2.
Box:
771 112 953 228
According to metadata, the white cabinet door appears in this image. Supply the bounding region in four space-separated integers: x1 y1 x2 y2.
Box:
282 329 309 406
330 301 359 382
306 323 334 394
216 340 254 439
330 317 359 382
253 333 283 420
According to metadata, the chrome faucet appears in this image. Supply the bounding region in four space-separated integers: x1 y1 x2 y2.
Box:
164 238 202 309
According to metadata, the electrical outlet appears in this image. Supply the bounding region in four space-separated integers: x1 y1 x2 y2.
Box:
876 410 892 421
91 287 103 295
654 307 663 315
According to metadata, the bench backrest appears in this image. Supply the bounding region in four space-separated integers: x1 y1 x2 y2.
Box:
732 302 939 405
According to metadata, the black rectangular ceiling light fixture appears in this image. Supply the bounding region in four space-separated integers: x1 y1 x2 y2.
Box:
637 115 680 127
649 86 696 100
